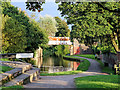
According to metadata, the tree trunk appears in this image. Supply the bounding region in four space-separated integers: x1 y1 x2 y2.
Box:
116 32 120 64
111 33 120 64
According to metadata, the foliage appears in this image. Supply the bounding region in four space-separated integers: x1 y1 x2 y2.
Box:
25 1 45 12
54 16 70 37
43 46 53 56
54 45 70 57
38 15 57 36
1 2 48 53
97 37 117 54
75 75 119 88
2 15 27 53
26 19 48 51
58 2 120 53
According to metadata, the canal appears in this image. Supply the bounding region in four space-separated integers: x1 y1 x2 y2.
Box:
36 55 80 73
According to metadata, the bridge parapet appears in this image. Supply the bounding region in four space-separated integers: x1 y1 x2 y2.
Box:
48 37 72 45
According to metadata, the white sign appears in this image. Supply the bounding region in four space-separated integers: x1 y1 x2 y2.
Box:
16 53 33 58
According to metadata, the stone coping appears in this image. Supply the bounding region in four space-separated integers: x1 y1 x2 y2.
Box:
0 61 32 86
4 67 40 87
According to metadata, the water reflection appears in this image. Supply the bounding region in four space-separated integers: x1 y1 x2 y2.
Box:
35 55 80 73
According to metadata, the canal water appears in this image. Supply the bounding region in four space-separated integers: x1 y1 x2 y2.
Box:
38 55 80 73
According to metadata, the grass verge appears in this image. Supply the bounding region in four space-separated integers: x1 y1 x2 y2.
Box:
0 65 13 74
75 75 119 89
1 85 23 89
74 54 96 60
40 56 90 76
0 58 10 61
40 70 82 76
74 54 114 74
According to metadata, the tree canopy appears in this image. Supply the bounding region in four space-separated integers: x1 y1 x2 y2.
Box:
58 2 120 53
38 15 57 36
1 2 48 53
55 16 70 37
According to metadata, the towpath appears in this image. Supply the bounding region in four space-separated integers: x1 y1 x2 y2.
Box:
23 56 108 88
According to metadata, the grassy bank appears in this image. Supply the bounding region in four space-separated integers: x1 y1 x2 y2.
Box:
75 75 119 89
0 65 13 74
40 57 90 76
74 54 114 74
64 56 90 71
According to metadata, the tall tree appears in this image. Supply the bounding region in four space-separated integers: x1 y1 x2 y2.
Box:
2 15 27 53
55 16 70 37
58 2 120 62
38 15 57 36
1 2 48 53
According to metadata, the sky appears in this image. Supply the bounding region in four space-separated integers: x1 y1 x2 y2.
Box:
11 0 71 30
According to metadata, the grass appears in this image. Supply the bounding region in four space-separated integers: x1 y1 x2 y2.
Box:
1 85 23 90
75 75 119 89
74 54 96 60
77 58 90 71
0 58 10 61
74 54 115 74
0 65 13 74
40 70 82 76
40 56 90 76
64 55 90 71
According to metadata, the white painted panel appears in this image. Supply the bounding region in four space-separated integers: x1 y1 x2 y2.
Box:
16 53 33 58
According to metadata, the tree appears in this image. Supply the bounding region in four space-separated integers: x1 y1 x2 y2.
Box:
38 15 57 36
25 1 45 12
58 2 120 62
55 16 70 37
2 15 27 53
1 2 49 53
27 19 49 51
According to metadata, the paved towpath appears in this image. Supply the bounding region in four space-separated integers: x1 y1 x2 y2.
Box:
23 56 109 88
